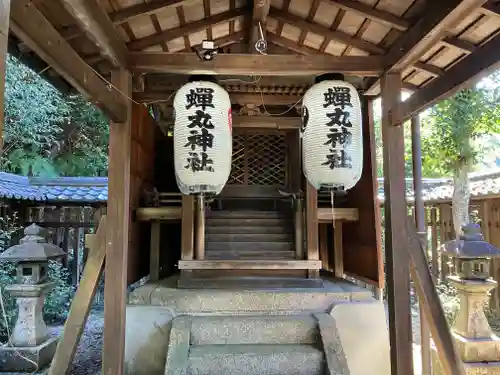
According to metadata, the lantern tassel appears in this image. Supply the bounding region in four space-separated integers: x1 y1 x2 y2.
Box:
330 190 335 229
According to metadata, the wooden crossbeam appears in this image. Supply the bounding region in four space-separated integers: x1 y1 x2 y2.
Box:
128 52 385 75
480 0 500 16
365 0 488 95
269 7 385 55
329 0 410 31
60 0 128 67
181 31 245 52
112 0 189 24
413 61 444 77
128 8 245 51
400 34 500 123
10 0 127 122
441 36 477 53
133 91 301 105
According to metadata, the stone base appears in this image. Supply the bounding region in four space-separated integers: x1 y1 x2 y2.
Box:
0 336 58 372
432 347 500 375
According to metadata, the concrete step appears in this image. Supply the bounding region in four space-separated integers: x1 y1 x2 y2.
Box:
206 233 293 242
190 315 319 345
206 241 294 252
205 250 296 260
187 344 325 375
177 276 324 289
206 226 287 234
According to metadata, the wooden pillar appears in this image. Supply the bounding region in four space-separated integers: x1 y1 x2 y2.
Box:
0 0 10 151
181 194 195 260
194 194 205 260
102 68 132 375
411 115 431 375
333 222 343 278
295 197 304 259
306 181 319 278
149 221 161 281
430 208 439 281
381 73 414 375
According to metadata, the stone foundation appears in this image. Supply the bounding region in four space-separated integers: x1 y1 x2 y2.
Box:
0 336 58 372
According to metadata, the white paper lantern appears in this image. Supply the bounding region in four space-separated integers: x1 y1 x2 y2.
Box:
173 80 232 195
301 80 363 191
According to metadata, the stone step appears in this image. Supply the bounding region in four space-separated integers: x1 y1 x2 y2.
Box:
177 276 324 289
206 233 293 242
206 241 294 252
207 218 291 227
205 250 296 260
187 344 325 375
208 211 286 219
205 226 287 234
190 315 319 345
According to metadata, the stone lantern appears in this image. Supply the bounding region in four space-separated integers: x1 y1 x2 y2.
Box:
432 223 500 375
0 224 65 372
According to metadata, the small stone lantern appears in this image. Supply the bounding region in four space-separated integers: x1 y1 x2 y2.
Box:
432 223 500 375
442 223 500 280
0 224 65 372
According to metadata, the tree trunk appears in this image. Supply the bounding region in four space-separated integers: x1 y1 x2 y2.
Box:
452 163 470 239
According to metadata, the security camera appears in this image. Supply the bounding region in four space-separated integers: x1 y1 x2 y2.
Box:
193 40 220 61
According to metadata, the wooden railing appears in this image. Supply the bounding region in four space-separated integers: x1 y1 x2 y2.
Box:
406 218 465 375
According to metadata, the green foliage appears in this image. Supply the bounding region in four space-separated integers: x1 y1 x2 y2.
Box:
435 282 460 326
421 82 500 177
44 261 74 324
1 54 109 177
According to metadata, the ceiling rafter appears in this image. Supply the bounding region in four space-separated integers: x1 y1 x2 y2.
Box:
269 7 385 55
400 33 500 122
413 61 444 77
328 0 410 31
441 36 477 52
267 33 322 55
180 31 245 52
298 0 322 46
60 0 128 67
127 8 245 51
365 0 489 95
10 0 126 122
128 52 385 76
251 0 271 53
319 8 346 52
480 0 500 16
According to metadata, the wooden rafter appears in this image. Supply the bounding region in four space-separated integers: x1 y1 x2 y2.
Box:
60 0 128 67
269 7 385 55
181 32 245 52
366 0 488 95
128 52 385 76
480 0 500 17
133 91 302 106
329 0 410 31
10 0 126 122
298 0 321 46
127 8 245 51
110 0 188 25
400 34 500 123
251 0 271 53
266 33 321 55
441 36 477 53
413 61 444 77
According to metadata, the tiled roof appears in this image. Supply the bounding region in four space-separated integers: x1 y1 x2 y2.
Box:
0 172 107 203
1 169 500 204
377 169 500 203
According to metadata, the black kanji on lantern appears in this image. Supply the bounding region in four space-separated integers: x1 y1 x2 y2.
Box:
188 110 214 129
323 87 352 109
185 152 214 172
324 127 352 148
185 88 215 110
326 108 352 128
185 128 214 151
322 150 352 169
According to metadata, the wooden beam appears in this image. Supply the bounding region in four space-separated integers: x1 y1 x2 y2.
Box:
413 61 444 77
306 181 319 278
129 52 385 76
48 215 107 375
441 36 476 53
181 194 195 260
134 91 302 105
480 0 500 17
60 0 128 67
267 33 321 55
381 72 414 375
232 116 301 129
270 7 385 55
400 34 500 122
329 0 410 31
9 1 127 122
365 0 488 95
183 31 245 52
127 8 245 51
0 0 11 152
102 69 132 375
112 0 189 24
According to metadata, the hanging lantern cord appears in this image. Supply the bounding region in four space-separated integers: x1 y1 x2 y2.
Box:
330 190 335 229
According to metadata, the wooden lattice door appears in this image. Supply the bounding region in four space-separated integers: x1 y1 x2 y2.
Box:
224 130 289 197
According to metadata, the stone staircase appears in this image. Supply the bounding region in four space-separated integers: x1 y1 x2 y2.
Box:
164 314 326 375
205 210 295 260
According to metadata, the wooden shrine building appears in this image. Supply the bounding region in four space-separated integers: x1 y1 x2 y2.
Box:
1 0 500 375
